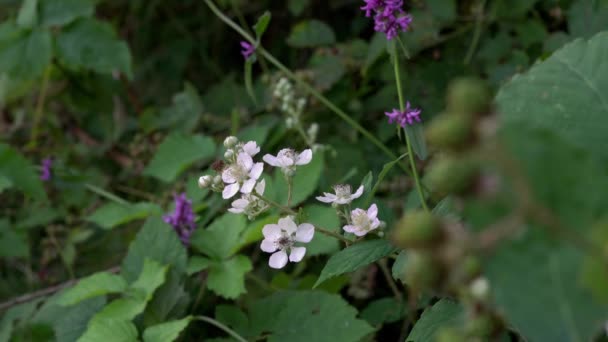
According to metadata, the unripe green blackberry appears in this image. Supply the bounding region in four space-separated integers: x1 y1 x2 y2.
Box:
436 327 467 342
465 315 496 337
403 251 440 291
392 210 442 248
425 155 479 199
426 112 474 150
447 78 491 115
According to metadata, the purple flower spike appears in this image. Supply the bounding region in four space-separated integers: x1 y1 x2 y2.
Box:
384 102 423 128
361 0 412 40
40 157 53 181
240 41 255 60
163 193 196 246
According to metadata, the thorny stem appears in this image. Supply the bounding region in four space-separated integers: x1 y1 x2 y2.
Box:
464 0 487 65
28 65 51 150
378 258 402 301
391 47 429 211
194 316 248 342
204 0 415 178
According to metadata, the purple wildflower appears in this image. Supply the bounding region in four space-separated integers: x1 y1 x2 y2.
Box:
384 102 422 127
240 41 255 59
361 0 412 40
40 157 53 181
163 193 196 246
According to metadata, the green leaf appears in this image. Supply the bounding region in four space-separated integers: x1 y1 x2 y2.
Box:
360 297 406 326
54 297 107 342
59 272 127 306
253 11 271 40
425 0 457 24
143 317 192 342
287 20 335 48
144 132 216 183
273 150 324 206
56 18 132 77
391 250 407 283
130 259 168 296
366 153 407 205
568 0 608 39
142 83 204 133
16 0 38 28
215 305 249 337
0 173 11 193
0 26 51 85
77 319 138 342
314 239 398 287
86 202 161 230
0 144 46 200
485 229 607 342
302 205 340 256
404 124 428 161
40 0 95 27
406 299 463 341
0 219 29 258
249 291 373 342
496 32 608 159
288 0 310 16
191 213 247 260
206 255 253 299
244 59 256 104
122 217 187 282
363 33 387 75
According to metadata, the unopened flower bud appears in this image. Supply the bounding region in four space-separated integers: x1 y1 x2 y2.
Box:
283 168 296 178
198 175 212 188
223 136 238 148
470 277 490 301
224 149 235 159
213 175 222 185
392 210 442 248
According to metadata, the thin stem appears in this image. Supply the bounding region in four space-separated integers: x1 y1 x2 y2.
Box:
286 176 293 207
204 0 413 177
378 258 403 301
464 0 486 64
85 183 130 206
28 65 51 149
391 48 429 211
194 316 248 342
316 226 351 244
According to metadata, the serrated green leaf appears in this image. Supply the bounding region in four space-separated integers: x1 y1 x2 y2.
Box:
59 272 127 306
191 213 247 260
315 239 398 287
186 256 212 275
130 259 168 296
215 305 249 337
249 290 373 342
406 299 463 341
86 202 161 230
16 0 38 28
122 217 187 282
0 144 46 200
54 297 107 342
253 11 271 40
287 19 335 48
56 18 132 77
77 319 138 342
360 297 406 326
206 255 252 299
0 26 51 86
497 32 608 159
391 250 407 283
40 0 95 27
568 0 608 39
273 150 323 206
303 205 340 256
144 133 216 183
143 317 192 342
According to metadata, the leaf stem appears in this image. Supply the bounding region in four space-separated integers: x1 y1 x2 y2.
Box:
28 65 51 149
378 258 402 301
464 0 486 65
194 316 248 342
391 47 429 211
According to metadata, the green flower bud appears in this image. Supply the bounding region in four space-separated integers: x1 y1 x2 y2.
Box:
224 149 235 159
403 251 440 291
223 136 238 148
447 78 491 115
426 113 474 150
198 175 212 189
392 210 442 248
425 155 479 198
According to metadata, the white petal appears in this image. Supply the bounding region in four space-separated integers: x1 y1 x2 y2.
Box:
353 228 368 237
222 168 236 184
295 149 312 165
228 207 244 214
263 154 280 167
351 185 364 199
289 247 306 262
278 216 298 234
262 224 281 240
237 152 253 170
343 225 356 234
222 183 240 199
316 193 337 203
240 179 256 194
243 141 260 156
255 179 266 194
277 155 295 167
260 239 277 253
232 198 250 209
249 162 264 180
370 218 381 230
367 203 378 219
295 223 314 243
335 197 352 205
269 251 288 269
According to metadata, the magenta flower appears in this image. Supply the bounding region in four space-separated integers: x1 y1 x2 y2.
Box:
163 193 196 246
40 157 53 181
385 102 422 127
240 41 255 59
361 0 412 40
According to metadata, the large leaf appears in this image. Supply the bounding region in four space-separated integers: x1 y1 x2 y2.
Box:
86 202 161 230
16 0 38 28
122 217 187 282
59 272 127 306
360 297 406 326
56 18 132 77
144 133 216 183
287 19 335 48
54 297 107 342
0 144 46 201
406 299 463 341
568 0 608 39
0 25 51 81
314 239 398 287
485 229 607 341
191 213 247 260
40 0 95 27
496 32 608 160
206 255 253 299
248 291 373 342
143 317 192 342
77 319 138 342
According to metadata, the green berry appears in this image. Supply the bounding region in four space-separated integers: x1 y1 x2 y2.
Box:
392 210 442 248
436 327 467 342
465 315 495 337
426 112 474 150
447 78 491 115
403 251 440 291
425 155 479 198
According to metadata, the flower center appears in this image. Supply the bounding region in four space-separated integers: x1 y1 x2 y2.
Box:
352 211 370 229
228 164 249 183
278 148 296 161
276 234 294 250
333 184 352 198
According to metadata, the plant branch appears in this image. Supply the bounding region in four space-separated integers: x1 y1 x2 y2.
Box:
194 316 248 342
464 0 486 64
378 258 402 301
28 65 51 149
